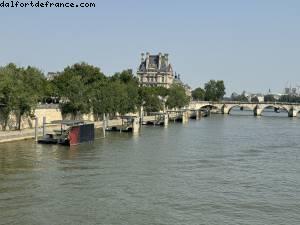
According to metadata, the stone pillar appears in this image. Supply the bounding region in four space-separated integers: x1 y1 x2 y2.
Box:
196 110 201 120
34 117 38 142
186 110 190 119
132 117 140 133
253 106 263 116
288 108 298 117
164 113 168 127
139 106 144 124
42 116 46 136
102 113 106 138
182 111 189 123
222 105 230 114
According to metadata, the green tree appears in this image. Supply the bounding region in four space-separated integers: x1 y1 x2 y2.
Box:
138 87 164 113
153 86 169 98
166 84 189 109
110 70 140 115
16 66 45 130
251 96 259 103
192 87 205 100
264 94 276 102
0 64 18 130
111 69 139 84
279 95 300 103
43 79 58 104
231 93 249 102
53 62 105 118
91 69 141 119
204 80 225 101
0 63 45 130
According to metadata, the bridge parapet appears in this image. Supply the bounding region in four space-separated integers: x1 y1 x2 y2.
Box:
188 101 300 117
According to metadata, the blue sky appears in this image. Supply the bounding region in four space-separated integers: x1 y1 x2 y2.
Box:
1 0 300 95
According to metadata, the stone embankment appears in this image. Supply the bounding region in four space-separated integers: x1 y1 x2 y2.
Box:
0 116 156 144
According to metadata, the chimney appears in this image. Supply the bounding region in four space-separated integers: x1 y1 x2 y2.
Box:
146 52 150 69
141 53 145 62
158 52 162 69
164 53 169 66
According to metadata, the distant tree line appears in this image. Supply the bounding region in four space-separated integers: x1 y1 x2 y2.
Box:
0 62 190 130
265 94 300 103
232 93 300 103
192 80 226 101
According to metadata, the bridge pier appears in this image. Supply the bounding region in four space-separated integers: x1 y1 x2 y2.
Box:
221 105 231 114
253 107 263 116
189 110 202 120
288 108 298 117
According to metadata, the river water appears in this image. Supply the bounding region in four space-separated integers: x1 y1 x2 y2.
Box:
0 111 300 225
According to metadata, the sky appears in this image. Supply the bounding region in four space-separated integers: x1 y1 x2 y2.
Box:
1 0 300 95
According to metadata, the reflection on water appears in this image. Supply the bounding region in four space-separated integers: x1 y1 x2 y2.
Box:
0 114 300 225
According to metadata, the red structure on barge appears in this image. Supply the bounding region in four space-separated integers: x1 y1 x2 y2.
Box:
38 120 95 146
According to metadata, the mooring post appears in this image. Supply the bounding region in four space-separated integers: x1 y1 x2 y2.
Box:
196 110 201 120
140 106 144 125
106 114 109 129
102 113 106 138
132 117 140 133
34 117 38 142
164 113 168 127
42 116 46 136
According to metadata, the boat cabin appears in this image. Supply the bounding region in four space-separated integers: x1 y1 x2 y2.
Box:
38 120 94 146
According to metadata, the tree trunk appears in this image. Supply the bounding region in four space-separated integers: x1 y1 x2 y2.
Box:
17 113 22 130
2 119 8 131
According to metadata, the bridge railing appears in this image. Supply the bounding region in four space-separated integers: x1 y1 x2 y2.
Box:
190 101 300 106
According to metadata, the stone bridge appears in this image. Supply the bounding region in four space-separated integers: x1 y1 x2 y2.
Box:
188 101 300 117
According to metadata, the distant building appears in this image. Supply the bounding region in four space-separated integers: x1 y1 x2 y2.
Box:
46 72 59 81
284 85 300 96
137 52 174 88
254 94 264 103
173 72 192 96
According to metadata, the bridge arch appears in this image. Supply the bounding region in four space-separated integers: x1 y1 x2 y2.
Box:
199 104 219 110
227 104 254 114
260 105 289 115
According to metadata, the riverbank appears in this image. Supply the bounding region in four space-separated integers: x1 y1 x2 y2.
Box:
0 116 156 144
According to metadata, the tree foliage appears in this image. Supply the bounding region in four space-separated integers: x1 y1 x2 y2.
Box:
0 63 45 130
264 94 276 102
192 80 226 101
231 93 248 102
192 87 205 101
53 62 105 118
0 62 193 130
166 84 189 109
204 80 226 101
279 95 300 103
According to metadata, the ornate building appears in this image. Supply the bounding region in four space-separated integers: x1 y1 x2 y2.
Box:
137 52 174 88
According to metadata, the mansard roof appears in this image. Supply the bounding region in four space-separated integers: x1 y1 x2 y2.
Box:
138 53 173 73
